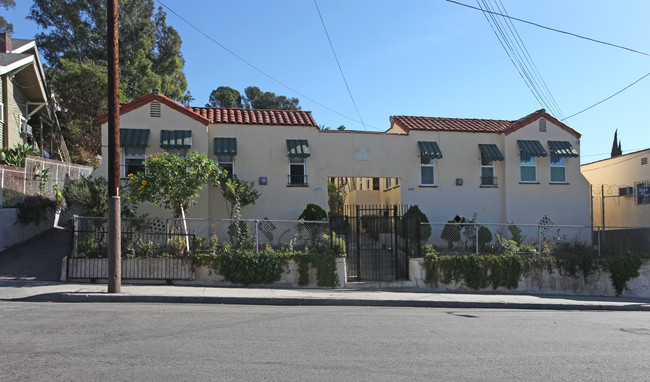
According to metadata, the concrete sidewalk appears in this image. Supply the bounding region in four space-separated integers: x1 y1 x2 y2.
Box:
1 279 649 311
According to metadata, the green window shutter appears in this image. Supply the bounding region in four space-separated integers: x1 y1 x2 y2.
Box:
119 129 150 148
548 141 578 158
286 139 310 158
160 130 192 150
417 141 443 159
214 138 237 156
478 144 504 161
517 140 547 157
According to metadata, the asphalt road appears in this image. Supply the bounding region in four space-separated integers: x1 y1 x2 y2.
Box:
1 303 649 381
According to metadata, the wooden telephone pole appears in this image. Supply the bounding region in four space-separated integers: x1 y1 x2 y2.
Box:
107 0 121 293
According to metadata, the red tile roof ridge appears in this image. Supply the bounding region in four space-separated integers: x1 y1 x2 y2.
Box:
190 106 317 127
390 110 581 138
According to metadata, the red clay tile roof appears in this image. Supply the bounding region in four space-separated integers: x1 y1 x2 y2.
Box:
391 109 581 139
97 93 211 126
391 115 512 133
190 107 318 127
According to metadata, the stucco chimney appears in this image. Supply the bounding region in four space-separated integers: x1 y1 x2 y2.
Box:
0 32 11 53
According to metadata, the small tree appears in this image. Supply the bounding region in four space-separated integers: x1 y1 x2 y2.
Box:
126 151 223 218
327 181 347 216
219 176 260 219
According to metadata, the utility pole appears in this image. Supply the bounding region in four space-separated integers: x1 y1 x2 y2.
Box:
107 0 121 293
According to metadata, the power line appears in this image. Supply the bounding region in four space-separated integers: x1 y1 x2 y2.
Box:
155 0 379 130
313 0 367 130
493 0 564 118
562 71 650 121
446 0 650 57
478 0 563 118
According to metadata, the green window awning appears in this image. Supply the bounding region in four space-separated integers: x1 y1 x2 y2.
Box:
548 141 578 158
517 140 547 157
214 138 237 156
287 139 310 158
160 130 192 150
479 144 504 161
418 141 443 159
120 129 150 148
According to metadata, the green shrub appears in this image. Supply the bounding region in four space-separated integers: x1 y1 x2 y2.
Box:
402 205 431 242
76 236 102 258
441 222 461 250
478 226 492 249
15 195 57 225
299 203 327 221
219 250 291 285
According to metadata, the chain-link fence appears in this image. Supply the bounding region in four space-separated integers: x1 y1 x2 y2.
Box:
1 156 92 208
72 216 334 258
421 222 605 256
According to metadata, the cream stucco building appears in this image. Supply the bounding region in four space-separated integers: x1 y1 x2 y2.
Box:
96 92 591 226
581 149 650 228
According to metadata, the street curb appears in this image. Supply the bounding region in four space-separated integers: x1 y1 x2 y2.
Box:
10 293 650 311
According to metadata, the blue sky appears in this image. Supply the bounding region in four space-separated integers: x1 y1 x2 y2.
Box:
6 0 650 163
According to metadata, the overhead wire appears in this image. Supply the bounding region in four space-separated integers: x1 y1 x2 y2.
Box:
313 0 367 130
477 0 563 118
561 71 650 121
155 0 380 130
493 0 564 119
446 0 650 57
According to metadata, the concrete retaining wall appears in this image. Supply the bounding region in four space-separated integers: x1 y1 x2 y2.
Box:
0 208 58 251
63 257 347 288
409 258 650 298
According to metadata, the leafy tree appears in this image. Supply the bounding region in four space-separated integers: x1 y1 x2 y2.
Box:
64 175 109 217
218 176 260 219
125 151 223 218
0 0 15 35
243 86 300 110
207 86 244 108
48 59 111 165
28 0 188 163
337 125 346 131
327 181 347 216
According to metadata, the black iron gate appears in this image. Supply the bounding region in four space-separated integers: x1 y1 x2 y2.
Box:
331 205 420 281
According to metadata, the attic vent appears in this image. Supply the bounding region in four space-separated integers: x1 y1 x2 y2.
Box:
150 101 161 118
539 118 547 132
642 157 648 165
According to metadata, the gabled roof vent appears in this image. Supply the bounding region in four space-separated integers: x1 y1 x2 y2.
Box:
150 101 161 118
539 118 547 132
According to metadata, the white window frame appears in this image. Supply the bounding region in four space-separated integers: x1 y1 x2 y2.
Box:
217 155 235 178
480 153 496 186
520 153 537 183
289 156 307 185
0 101 4 123
420 157 435 185
122 147 146 178
550 153 567 183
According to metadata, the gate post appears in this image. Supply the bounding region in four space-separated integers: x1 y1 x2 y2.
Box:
356 205 361 279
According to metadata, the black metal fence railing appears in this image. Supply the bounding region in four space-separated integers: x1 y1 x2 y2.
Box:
288 174 308 185
480 176 497 186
